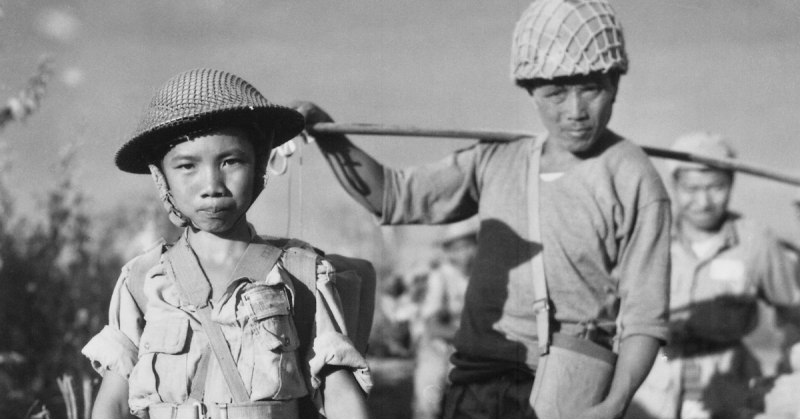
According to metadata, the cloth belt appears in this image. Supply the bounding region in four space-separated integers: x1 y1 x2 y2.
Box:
148 400 298 419
557 322 616 351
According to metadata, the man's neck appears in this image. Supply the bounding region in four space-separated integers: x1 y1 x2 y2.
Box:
679 219 723 244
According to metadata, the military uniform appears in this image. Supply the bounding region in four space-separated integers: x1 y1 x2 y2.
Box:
630 215 800 419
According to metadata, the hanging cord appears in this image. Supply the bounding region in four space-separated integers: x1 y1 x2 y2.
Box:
268 132 314 237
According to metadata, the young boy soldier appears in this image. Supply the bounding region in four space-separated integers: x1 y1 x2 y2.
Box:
294 0 671 417
82 69 371 419
628 132 800 419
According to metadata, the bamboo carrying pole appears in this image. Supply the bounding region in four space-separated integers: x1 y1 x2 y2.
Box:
310 122 800 187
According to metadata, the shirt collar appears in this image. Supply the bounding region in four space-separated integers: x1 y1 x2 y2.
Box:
673 212 740 259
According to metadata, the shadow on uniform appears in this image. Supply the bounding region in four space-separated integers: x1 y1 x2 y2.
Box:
442 219 540 417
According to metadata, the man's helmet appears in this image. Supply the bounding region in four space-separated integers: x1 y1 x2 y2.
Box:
511 0 628 83
666 131 737 178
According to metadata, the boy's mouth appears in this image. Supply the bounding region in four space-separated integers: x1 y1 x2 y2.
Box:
197 203 235 217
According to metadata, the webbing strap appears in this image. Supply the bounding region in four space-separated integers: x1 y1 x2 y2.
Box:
163 239 254 403
231 236 283 285
268 239 319 419
165 240 211 308
527 137 550 355
283 245 319 295
189 346 212 402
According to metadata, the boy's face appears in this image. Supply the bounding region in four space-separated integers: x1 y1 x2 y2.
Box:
161 128 256 234
530 72 618 154
673 169 733 232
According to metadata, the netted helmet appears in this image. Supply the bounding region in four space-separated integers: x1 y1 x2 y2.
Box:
511 0 628 83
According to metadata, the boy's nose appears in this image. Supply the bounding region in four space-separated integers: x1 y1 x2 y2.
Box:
200 167 226 198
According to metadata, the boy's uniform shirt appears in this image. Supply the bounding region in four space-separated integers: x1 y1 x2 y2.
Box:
82 228 370 417
379 132 671 380
629 214 800 419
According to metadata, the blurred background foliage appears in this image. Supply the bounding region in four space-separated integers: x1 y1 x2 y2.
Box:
0 139 180 419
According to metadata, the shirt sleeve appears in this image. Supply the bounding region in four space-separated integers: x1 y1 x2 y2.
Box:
303 257 373 411
380 144 484 225
616 199 672 343
757 233 800 307
81 261 144 379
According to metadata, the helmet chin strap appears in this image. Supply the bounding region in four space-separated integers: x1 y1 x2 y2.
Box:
149 163 194 229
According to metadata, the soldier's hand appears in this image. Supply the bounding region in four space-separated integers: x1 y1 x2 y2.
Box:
289 100 335 136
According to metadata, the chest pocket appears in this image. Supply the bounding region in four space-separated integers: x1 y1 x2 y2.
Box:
139 318 190 356
242 285 300 352
136 318 191 400
708 259 751 295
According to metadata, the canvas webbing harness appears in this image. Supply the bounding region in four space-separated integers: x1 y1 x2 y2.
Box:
526 137 615 354
527 137 551 355
127 235 321 418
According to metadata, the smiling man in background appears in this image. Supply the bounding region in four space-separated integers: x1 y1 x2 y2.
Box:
628 132 800 419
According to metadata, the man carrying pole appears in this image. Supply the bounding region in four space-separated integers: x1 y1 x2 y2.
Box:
296 0 671 417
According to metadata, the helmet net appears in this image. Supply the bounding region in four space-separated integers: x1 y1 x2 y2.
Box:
511 0 628 81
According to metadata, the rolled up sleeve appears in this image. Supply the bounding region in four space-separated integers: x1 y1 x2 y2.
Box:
617 199 672 343
81 262 144 379
308 269 372 395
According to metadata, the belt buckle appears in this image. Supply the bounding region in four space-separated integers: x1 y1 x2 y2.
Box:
532 298 550 314
191 401 206 419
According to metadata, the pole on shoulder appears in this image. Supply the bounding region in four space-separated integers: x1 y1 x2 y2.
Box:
310 122 800 187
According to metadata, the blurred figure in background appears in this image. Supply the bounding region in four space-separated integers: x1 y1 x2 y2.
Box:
413 219 478 419
628 132 800 419
372 270 429 359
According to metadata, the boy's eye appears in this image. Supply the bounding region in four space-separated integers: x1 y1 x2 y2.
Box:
175 163 194 170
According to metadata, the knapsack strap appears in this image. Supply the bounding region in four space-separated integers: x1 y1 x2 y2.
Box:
527 137 550 355
261 237 320 419
188 345 212 402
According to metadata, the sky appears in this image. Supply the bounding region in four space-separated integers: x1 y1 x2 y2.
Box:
1 0 800 259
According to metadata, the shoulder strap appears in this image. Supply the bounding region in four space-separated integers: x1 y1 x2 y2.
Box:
278 242 319 348
127 239 166 316
261 237 319 419
527 137 550 355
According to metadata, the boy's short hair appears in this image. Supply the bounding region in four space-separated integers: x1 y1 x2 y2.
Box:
115 68 304 174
